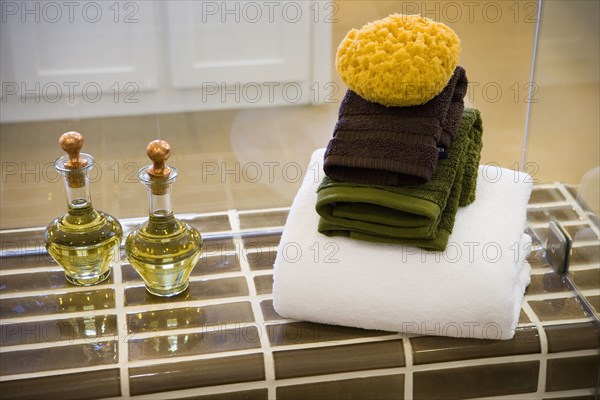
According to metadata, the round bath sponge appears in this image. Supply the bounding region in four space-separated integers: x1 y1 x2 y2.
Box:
336 14 461 107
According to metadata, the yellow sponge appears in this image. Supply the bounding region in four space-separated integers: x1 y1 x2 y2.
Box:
336 14 461 107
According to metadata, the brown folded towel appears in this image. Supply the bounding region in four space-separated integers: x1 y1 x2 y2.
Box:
440 67 468 147
324 66 468 186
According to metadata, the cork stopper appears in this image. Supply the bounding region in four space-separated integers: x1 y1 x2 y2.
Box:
59 132 88 188
59 132 88 169
146 140 172 195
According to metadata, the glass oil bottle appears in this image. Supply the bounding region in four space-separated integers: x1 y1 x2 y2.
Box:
125 140 202 297
45 132 123 285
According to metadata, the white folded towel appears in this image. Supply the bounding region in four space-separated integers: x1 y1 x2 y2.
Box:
273 149 533 340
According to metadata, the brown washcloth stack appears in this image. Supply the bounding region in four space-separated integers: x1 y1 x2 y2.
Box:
324 66 468 186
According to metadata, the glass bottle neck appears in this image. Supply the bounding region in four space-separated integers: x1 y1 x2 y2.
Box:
137 164 178 221
147 185 173 218
62 170 93 214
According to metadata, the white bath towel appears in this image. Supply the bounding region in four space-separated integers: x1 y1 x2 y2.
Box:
273 149 533 340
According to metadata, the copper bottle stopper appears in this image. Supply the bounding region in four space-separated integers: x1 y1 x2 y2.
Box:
147 140 171 178
146 140 172 195
60 132 88 169
59 132 88 188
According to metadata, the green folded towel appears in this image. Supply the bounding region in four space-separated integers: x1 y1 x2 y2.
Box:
316 108 483 251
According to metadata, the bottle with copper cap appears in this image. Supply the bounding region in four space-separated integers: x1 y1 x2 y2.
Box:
45 132 123 286
125 139 202 297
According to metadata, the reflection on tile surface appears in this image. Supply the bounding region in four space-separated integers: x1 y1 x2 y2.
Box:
0 269 113 293
193 253 241 276
526 207 581 224
120 264 142 282
185 214 231 233
566 225 599 241
121 252 241 282
528 297 590 321
247 250 277 271
178 389 269 400
545 323 600 353
519 309 531 324
277 375 404 400
569 268 600 290
411 327 540 365
124 277 248 306
268 322 392 346
0 253 56 270
261 299 285 321
571 245 600 265
129 353 265 396
127 302 254 334
0 368 121 400
274 340 405 379
203 236 236 253
414 361 539 399
0 289 115 318
525 273 570 295
241 232 281 249
0 341 117 375
239 210 289 229
546 356 600 391
529 188 566 204
586 295 600 315
254 274 273 295
0 230 45 251
128 326 261 361
1 315 117 346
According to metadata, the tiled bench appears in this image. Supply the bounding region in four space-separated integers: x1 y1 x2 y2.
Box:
1 184 598 399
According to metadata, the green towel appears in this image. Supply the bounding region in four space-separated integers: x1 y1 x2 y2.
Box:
316 108 483 251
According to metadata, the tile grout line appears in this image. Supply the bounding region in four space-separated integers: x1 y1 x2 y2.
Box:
0 308 118 324
0 269 252 298
1 343 597 384
567 264 600 272
2 329 401 354
528 220 596 229
7 313 593 353
0 364 120 382
112 254 130 398
524 292 577 301
0 284 117 299
401 334 414 400
527 200 573 209
522 300 548 394
228 209 277 400
238 207 291 215
0 338 115 353
0 294 272 324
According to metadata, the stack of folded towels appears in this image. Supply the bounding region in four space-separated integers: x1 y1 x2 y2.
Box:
273 14 533 340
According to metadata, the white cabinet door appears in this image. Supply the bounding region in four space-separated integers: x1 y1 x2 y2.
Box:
165 0 310 88
0 1 158 121
6 3 158 91
0 1 332 122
